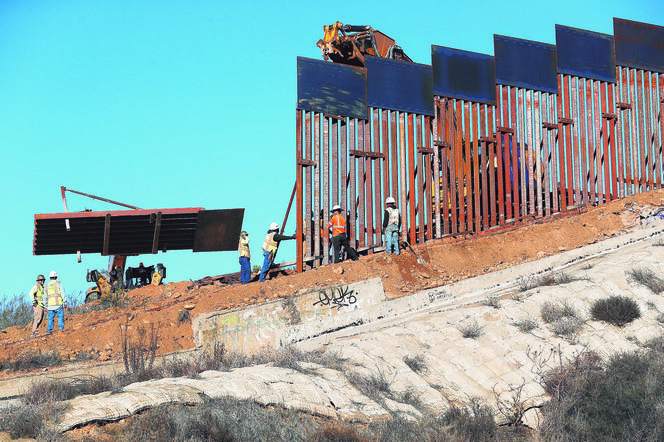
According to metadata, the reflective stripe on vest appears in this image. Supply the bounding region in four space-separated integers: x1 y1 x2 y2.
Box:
329 214 346 236
262 232 277 253
31 284 45 307
45 281 63 308
386 207 400 226
239 239 250 258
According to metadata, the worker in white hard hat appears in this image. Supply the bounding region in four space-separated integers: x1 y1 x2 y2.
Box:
238 230 251 284
45 270 67 334
329 205 358 263
260 222 296 282
383 196 401 255
28 274 46 337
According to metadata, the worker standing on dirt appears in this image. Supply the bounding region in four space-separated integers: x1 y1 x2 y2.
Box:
329 205 358 263
383 197 401 255
238 230 251 284
260 223 296 282
28 274 46 337
45 270 66 334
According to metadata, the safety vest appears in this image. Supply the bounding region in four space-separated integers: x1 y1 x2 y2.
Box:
30 284 44 307
262 232 278 253
386 206 400 227
45 280 63 309
239 238 250 258
329 214 346 236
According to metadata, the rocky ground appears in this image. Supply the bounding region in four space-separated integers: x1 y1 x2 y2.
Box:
1 189 663 368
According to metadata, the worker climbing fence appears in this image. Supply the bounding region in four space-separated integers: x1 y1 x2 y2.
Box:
294 17 664 273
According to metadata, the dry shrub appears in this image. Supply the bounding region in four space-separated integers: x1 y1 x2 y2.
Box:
121 322 160 380
513 318 538 333
540 300 578 324
458 320 483 339
310 423 366 442
590 295 641 327
403 354 427 373
0 350 62 372
626 267 664 294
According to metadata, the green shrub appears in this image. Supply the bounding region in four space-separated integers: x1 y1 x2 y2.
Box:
590 295 641 327
513 318 538 333
520 272 585 292
458 320 482 339
22 376 115 405
0 294 32 331
0 403 62 440
403 354 427 373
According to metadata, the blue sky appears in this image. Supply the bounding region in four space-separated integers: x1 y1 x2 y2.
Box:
1 0 662 301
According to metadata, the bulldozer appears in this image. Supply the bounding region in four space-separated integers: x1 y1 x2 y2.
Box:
316 22 412 67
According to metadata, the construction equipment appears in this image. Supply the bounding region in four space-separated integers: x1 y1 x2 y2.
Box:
400 239 426 265
317 22 412 67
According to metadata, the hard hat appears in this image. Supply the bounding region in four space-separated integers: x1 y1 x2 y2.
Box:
36 274 45 281
331 204 342 212
385 196 396 204
240 230 248 236
49 270 57 279
269 222 279 230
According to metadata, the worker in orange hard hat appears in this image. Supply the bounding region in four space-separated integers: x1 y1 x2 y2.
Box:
329 205 358 263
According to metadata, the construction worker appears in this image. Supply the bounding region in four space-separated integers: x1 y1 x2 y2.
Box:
329 205 358 263
45 270 66 334
260 222 295 282
238 230 251 284
28 274 46 337
383 196 401 255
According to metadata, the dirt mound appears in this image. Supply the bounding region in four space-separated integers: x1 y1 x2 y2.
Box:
1 190 663 370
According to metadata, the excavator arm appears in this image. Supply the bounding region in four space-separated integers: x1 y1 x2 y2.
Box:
316 21 412 67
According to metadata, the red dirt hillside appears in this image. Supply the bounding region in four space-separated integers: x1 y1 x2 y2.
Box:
1 189 663 367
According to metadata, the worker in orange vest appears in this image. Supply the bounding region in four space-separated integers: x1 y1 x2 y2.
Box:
328 205 358 263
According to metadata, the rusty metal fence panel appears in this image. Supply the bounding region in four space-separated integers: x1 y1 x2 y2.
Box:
295 18 664 273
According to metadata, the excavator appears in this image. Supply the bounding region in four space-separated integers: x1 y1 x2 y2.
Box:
316 22 412 67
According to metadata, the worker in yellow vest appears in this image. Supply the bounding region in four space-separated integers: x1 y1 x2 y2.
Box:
329 205 358 263
238 230 251 284
259 222 295 282
28 274 46 337
45 270 66 334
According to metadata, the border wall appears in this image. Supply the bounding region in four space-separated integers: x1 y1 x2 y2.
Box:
295 18 664 272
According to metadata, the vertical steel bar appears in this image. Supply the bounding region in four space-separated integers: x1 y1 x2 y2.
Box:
518 89 528 217
313 114 321 266
433 100 443 237
296 110 303 273
592 80 602 203
525 90 535 216
348 119 357 251
533 91 543 217
570 76 582 205
391 111 399 208
487 104 497 227
331 119 339 208
322 116 330 263
472 102 481 232
549 92 559 214
374 109 383 247
479 106 489 230
364 116 374 249
496 85 506 223
424 115 434 239
510 87 520 218
600 82 611 202
408 113 417 244
416 116 425 243
636 70 646 192
304 112 313 266
645 72 655 189
463 101 472 232
659 73 664 187
357 120 366 248
454 100 463 233
399 113 408 242
340 119 348 241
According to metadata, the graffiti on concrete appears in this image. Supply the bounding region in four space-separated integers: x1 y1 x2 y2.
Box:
428 288 452 304
313 285 358 309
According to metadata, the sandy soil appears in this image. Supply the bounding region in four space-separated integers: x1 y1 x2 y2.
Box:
2 189 663 369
